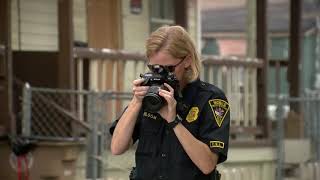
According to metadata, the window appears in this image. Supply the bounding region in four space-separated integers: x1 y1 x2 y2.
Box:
150 0 175 32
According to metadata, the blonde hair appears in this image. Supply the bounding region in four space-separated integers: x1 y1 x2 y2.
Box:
145 25 201 82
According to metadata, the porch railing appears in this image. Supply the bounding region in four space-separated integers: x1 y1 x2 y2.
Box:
201 55 263 138
73 47 265 138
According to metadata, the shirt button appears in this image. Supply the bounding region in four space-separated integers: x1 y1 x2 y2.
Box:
159 175 164 179
161 153 166 158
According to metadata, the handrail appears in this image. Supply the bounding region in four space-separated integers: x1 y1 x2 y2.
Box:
202 55 264 68
74 47 264 68
74 47 147 61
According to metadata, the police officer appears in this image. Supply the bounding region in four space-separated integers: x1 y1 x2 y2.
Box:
110 25 230 180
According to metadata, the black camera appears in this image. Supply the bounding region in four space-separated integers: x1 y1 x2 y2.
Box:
140 64 179 113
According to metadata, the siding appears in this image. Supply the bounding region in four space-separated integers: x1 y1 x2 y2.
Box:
11 0 19 50
73 0 88 44
121 0 150 93
11 0 87 51
11 0 58 51
122 0 150 51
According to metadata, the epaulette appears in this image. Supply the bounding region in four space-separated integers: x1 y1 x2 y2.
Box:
198 80 225 96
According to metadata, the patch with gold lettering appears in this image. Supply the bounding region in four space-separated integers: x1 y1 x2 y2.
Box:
208 99 230 127
186 107 199 123
210 141 224 149
143 111 157 120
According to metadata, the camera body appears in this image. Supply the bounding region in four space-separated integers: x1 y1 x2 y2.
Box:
140 64 179 113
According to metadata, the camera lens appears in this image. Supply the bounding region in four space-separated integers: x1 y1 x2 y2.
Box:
142 86 164 112
143 94 163 112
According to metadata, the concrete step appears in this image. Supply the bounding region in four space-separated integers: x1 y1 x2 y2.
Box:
284 139 311 164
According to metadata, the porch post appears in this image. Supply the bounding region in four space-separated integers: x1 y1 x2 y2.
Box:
256 0 269 138
58 0 75 89
0 0 14 134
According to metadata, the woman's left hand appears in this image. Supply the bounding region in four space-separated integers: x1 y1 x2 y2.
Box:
158 83 177 123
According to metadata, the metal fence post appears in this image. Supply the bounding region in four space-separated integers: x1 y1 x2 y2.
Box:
96 93 106 178
99 122 107 178
304 94 311 138
316 98 320 161
86 91 99 180
276 96 285 180
310 96 317 160
22 83 32 137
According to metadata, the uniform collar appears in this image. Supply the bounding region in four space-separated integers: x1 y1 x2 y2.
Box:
182 78 201 105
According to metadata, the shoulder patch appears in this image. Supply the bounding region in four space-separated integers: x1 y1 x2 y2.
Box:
186 107 199 123
208 99 230 127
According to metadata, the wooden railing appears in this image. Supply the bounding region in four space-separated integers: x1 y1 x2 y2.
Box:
74 48 147 124
201 55 264 136
74 47 265 138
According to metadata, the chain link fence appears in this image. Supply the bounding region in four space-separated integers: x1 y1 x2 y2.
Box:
21 83 135 180
22 84 91 141
270 91 320 180
86 90 134 180
22 82 320 180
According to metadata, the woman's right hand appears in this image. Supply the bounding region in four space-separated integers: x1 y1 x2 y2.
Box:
132 78 149 104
